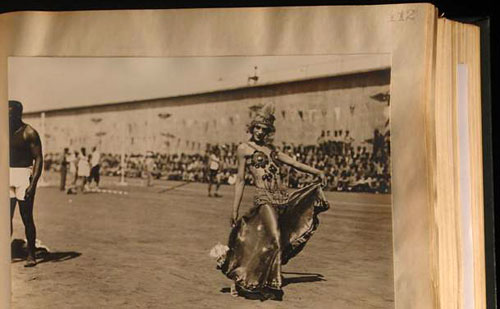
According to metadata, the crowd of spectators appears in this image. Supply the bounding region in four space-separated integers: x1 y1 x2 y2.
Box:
43 129 391 194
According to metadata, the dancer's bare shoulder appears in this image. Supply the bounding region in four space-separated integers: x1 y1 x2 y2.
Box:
236 142 254 158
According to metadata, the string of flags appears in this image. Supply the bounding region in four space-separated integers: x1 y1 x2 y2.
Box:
49 93 389 153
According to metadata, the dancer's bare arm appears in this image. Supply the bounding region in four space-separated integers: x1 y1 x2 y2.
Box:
231 144 248 225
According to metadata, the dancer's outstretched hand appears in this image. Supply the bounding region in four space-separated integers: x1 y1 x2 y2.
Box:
230 217 237 228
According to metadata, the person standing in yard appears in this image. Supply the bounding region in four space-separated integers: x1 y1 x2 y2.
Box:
89 146 101 188
9 100 43 267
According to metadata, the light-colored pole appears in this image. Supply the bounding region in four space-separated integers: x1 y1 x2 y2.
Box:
117 118 127 186
38 112 49 187
40 112 45 149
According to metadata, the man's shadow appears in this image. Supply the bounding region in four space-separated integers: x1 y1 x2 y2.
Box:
11 239 81 264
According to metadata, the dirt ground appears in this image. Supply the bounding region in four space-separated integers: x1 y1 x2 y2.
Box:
11 175 394 308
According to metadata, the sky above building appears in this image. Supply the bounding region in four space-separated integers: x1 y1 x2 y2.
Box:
8 54 390 113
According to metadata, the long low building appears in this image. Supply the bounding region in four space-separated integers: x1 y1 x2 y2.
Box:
24 67 390 155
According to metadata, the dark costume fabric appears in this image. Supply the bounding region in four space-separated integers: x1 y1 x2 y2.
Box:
219 144 330 293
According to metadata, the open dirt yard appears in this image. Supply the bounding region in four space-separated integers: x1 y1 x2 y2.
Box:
11 176 393 308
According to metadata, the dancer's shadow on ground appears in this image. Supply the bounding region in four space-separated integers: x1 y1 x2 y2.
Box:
11 239 81 264
281 271 326 287
220 271 325 299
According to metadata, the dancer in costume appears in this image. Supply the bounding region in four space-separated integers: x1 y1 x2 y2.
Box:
213 104 330 301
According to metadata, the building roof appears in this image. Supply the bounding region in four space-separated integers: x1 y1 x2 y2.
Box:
22 54 390 114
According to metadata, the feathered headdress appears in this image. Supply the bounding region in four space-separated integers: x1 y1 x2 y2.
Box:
249 103 276 133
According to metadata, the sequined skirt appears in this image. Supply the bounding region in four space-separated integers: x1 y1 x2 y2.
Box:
219 182 330 292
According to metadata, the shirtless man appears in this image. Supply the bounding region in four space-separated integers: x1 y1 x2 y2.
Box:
9 100 43 267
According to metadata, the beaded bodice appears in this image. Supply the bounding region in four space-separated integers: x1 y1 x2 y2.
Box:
244 142 284 192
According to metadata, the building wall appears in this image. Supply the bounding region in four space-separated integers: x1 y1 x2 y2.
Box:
25 69 390 155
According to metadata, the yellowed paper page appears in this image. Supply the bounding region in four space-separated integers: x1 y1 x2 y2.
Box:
433 19 484 309
0 4 438 308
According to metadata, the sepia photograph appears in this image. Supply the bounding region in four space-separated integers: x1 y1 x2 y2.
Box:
8 55 393 308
